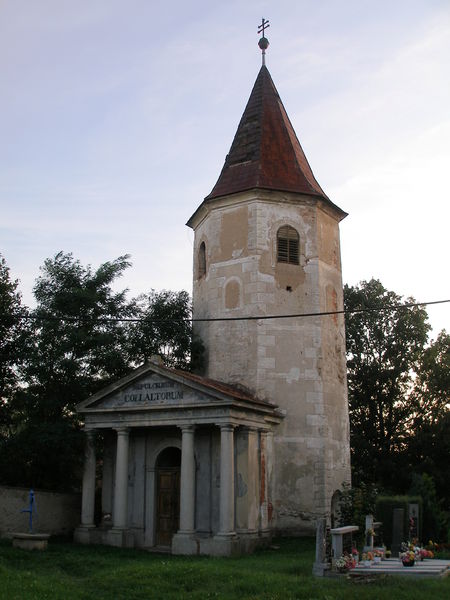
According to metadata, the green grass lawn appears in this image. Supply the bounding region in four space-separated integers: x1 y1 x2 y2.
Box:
0 537 448 600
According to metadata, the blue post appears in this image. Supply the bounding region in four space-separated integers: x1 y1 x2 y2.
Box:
20 489 36 533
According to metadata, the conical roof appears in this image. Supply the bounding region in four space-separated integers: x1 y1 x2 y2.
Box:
205 65 329 201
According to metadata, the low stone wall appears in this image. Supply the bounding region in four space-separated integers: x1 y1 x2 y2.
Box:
0 485 81 538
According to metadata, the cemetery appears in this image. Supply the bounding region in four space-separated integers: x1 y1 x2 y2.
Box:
1 7 449 600
313 510 450 579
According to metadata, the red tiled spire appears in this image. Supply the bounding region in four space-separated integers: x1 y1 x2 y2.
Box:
205 65 329 201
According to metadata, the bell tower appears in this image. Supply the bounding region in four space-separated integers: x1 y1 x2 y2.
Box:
187 28 351 533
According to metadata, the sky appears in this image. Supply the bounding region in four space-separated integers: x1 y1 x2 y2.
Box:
1 0 449 337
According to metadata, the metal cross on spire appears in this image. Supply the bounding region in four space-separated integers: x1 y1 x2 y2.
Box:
258 18 270 66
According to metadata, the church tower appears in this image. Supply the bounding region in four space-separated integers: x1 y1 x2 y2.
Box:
187 33 351 533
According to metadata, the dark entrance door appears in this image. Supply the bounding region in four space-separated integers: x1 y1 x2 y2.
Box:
155 447 181 547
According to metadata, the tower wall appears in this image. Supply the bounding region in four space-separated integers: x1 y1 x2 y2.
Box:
191 189 351 533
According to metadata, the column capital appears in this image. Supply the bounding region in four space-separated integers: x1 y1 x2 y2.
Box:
179 424 195 433
240 425 258 433
84 428 97 440
115 426 130 436
218 423 235 432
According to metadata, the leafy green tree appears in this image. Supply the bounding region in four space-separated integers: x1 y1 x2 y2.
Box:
18 252 135 422
409 473 447 542
0 254 27 433
0 252 135 490
127 290 204 371
407 331 450 509
411 330 449 424
344 279 430 490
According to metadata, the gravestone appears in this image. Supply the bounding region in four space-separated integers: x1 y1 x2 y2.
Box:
312 518 329 576
408 503 419 540
363 514 374 552
391 508 404 557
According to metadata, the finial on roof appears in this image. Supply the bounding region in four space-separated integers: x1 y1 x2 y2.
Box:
257 17 270 66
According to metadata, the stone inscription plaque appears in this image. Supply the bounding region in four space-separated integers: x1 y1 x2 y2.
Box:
102 375 185 408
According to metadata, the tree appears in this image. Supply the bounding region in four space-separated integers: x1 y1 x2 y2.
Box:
0 254 27 433
407 331 450 509
0 252 135 490
127 290 204 371
411 330 449 424
409 473 447 541
344 279 430 490
19 252 135 422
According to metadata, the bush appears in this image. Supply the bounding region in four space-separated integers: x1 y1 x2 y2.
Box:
338 482 378 545
409 473 447 542
375 495 422 548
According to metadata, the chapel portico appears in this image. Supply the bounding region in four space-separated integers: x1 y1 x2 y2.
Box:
74 359 282 555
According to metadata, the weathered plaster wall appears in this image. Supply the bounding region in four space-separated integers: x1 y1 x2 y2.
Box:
191 190 351 534
0 486 80 538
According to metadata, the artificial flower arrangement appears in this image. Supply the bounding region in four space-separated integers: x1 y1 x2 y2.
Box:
361 551 374 566
400 542 417 566
373 548 384 563
425 540 443 554
335 553 356 572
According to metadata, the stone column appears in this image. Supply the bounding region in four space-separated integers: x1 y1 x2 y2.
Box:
259 430 269 534
212 424 238 556
81 429 96 527
179 425 196 533
236 427 258 535
113 427 130 529
218 424 236 536
172 425 198 555
74 429 96 544
101 431 114 522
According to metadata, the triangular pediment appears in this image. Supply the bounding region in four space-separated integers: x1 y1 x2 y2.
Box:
93 373 214 410
77 361 283 431
78 363 225 413
79 359 282 411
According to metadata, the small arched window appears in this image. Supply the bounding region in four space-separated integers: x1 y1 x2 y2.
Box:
277 225 299 265
198 241 206 278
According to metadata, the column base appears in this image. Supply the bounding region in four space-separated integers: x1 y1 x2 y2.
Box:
172 532 198 555
74 525 96 544
236 530 269 553
212 533 240 556
105 528 134 548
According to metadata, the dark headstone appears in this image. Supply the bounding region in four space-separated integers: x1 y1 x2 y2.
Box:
391 508 404 557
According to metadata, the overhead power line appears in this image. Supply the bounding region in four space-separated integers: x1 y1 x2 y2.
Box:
15 298 450 324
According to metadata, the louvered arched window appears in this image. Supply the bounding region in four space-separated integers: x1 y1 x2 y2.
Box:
198 241 206 278
277 225 299 265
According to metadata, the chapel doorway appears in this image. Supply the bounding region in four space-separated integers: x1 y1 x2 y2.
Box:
155 446 181 547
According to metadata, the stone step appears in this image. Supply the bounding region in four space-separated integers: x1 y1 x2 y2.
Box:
350 558 449 578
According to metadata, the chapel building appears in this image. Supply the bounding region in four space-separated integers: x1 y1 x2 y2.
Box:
74 37 351 556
